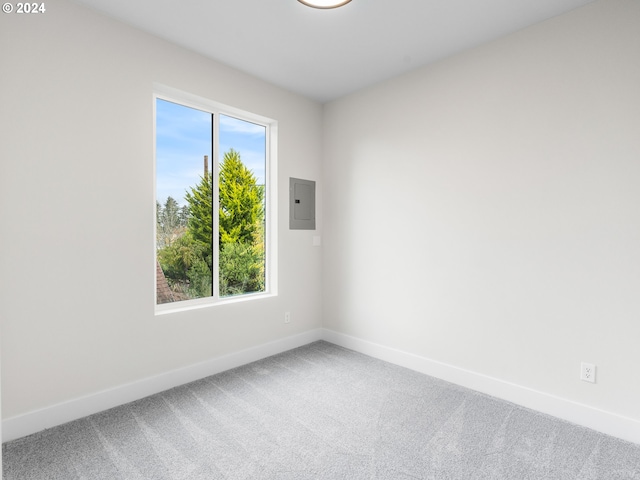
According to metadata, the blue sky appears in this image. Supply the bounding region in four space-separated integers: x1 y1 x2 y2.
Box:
156 99 266 206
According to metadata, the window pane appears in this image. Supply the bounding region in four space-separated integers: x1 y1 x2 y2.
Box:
156 99 213 304
218 115 267 297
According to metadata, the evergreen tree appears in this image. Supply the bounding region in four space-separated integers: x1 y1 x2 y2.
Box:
160 149 265 299
184 172 213 251
219 149 264 246
156 196 187 249
217 149 265 296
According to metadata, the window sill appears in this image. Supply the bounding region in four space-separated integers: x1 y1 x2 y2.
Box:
155 291 276 316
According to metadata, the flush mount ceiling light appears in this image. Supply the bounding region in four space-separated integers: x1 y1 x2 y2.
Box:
298 0 352 9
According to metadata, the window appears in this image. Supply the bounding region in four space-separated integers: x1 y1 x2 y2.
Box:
154 86 275 311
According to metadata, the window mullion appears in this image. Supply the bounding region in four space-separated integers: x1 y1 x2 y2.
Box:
211 112 221 300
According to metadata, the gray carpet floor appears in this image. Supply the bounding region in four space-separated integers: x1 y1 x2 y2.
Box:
3 341 640 479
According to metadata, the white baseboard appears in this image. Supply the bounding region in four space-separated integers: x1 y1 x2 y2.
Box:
2 329 323 443
321 328 640 445
4 327 639 446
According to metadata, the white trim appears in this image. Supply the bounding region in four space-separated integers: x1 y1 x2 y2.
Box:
5 328 639 446
265 122 278 296
2 329 323 442
321 328 640 445
212 111 221 299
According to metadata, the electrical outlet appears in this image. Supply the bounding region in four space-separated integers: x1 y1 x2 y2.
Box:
284 312 291 324
580 362 596 383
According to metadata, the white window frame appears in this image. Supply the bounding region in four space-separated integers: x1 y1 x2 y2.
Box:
153 84 278 314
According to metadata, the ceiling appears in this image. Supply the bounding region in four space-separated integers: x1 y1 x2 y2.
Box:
72 0 596 102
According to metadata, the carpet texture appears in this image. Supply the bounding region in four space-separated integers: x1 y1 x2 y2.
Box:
3 341 640 479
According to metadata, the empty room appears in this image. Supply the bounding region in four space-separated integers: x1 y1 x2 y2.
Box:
1 0 639 478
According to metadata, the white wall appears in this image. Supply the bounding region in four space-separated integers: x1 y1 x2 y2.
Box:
0 0 323 425
2 0 639 447
323 0 640 425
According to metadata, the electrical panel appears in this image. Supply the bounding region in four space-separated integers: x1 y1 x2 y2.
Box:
289 177 316 230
